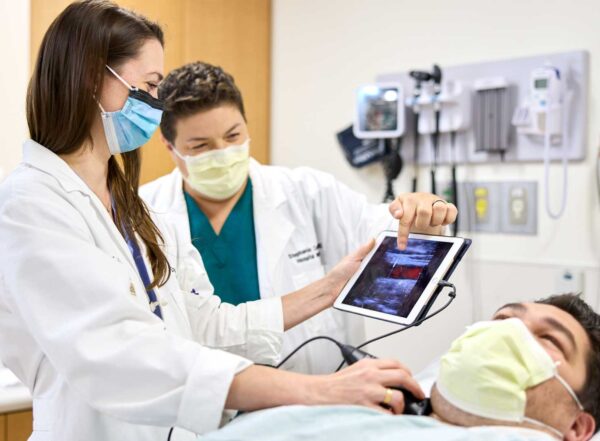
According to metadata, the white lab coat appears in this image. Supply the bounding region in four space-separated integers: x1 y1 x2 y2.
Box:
141 159 397 374
0 141 285 441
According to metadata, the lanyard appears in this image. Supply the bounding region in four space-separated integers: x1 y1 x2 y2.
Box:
125 233 163 320
112 198 163 319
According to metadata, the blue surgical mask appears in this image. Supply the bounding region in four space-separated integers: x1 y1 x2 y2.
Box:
99 65 163 155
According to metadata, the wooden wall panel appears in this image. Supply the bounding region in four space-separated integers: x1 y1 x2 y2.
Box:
6 411 31 441
30 0 271 184
0 414 6 441
118 0 187 184
29 0 72 69
183 0 271 167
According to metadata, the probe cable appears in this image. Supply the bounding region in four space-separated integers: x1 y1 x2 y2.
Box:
274 281 456 371
276 335 348 369
450 131 459 237
168 282 456 440
334 280 456 371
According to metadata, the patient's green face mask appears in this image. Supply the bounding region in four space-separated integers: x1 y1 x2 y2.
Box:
437 318 584 438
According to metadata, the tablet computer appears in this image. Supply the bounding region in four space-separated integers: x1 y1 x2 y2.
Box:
334 231 470 325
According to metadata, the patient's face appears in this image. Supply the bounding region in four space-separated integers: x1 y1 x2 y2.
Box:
492 302 589 393
431 302 592 438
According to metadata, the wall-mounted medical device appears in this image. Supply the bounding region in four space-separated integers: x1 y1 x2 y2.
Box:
411 79 471 136
376 50 588 166
350 82 405 203
473 77 511 157
353 83 405 139
343 50 587 222
512 65 569 219
336 124 385 168
403 66 469 230
513 66 563 139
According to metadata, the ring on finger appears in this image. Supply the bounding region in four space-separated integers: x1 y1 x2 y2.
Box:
383 388 394 405
432 199 447 207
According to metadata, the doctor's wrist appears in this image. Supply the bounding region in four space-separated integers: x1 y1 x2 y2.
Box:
281 277 337 330
320 274 345 305
302 375 331 405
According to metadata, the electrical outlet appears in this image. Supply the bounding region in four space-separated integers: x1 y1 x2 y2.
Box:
474 186 490 223
461 182 501 233
500 182 537 235
555 269 585 295
509 187 527 225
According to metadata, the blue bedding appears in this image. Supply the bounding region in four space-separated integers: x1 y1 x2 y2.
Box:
199 405 554 441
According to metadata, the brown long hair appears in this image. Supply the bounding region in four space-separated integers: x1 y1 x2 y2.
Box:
27 0 170 289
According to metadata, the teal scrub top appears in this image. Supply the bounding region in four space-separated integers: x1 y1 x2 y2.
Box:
184 180 261 305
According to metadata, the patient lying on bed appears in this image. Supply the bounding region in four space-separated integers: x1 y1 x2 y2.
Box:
200 294 600 441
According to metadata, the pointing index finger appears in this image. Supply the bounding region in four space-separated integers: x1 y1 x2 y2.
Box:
396 197 415 250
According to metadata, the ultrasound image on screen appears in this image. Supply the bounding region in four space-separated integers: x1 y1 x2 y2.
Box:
342 237 452 318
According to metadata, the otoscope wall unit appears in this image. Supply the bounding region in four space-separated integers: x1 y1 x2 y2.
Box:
377 50 589 166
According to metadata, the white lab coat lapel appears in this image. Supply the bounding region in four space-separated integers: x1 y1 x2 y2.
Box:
22 141 136 272
143 169 211 321
23 141 187 323
249 160 295 299
155 169 192 245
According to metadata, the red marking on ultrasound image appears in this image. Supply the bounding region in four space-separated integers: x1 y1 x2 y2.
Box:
389 266 423 280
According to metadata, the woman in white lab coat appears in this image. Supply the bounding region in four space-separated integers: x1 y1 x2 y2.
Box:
0 2 431 440
141 61 458 374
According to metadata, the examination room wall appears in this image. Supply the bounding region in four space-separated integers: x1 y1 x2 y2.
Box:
0 0 29 181
271 0 600 371
0 0 271 185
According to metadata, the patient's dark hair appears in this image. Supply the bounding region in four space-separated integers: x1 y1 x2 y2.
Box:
536 293 600 432
158 61 246 143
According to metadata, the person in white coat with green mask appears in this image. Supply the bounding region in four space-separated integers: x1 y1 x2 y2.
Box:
140 61 458 374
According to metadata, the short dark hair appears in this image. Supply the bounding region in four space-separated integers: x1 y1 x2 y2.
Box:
536 293 600 431
158 61 246 143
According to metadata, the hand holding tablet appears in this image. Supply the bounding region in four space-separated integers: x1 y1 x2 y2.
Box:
334 231 470 326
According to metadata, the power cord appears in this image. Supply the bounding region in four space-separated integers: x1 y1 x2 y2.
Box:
276 280 456 372
382 137 403 203
450 131 459 237
276 335 373 369
334 280 456 372
276 336 342 369
167 281 456 440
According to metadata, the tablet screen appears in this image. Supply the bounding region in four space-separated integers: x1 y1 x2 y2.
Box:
341 237 453 318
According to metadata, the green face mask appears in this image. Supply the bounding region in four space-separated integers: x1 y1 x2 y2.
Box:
173 139 250 201
437 318 583 438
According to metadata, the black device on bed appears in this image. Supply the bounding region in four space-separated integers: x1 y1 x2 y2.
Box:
341 347 433 416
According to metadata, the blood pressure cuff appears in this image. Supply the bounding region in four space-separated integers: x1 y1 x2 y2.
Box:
336 124 385 168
